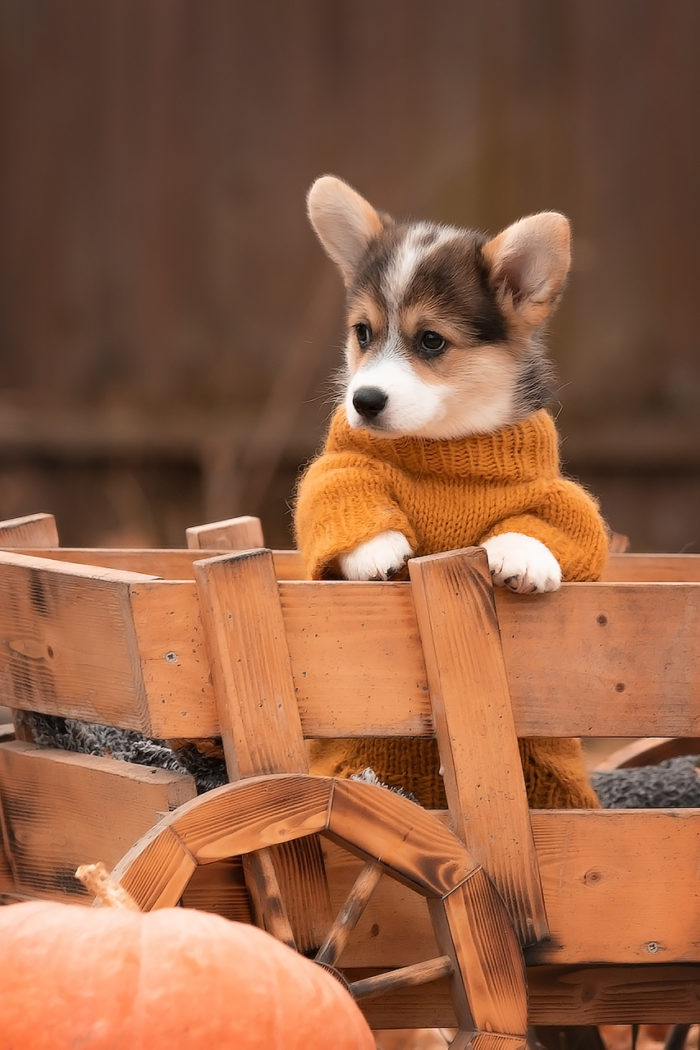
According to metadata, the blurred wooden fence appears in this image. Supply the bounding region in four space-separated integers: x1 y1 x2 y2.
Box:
0 0 698 549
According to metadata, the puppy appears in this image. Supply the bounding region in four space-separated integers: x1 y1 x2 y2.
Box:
295 175 607 591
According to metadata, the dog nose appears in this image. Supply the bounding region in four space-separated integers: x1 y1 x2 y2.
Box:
352 386 388 419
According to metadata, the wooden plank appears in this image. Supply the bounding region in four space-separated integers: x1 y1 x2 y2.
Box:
0 741 196 902
186 516 265 550
188 555 340 955
495 583 700 736
0 551 160 731
6 547 304 581
409 549 547 946
604 553 700 582
280 579 700 739
528 809 700 964
0 513 58 548
527 963 700 1023
192 550 309 778
128 579 217 738
350 965 700 1028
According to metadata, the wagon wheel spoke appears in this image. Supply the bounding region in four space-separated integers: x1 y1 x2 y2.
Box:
350 954 454 1001
243 847 297 951
314 860 384 967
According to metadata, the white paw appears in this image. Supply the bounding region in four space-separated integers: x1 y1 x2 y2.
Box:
338 530 414 581
482 532 562 593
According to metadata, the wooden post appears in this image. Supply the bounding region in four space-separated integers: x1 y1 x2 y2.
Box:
193 548 332 949
409 548 548 946
186 516 264 551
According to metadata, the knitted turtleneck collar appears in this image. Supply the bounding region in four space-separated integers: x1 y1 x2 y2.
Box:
327 408 561 483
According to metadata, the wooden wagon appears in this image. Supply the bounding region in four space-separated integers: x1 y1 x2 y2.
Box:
0 512 698 1047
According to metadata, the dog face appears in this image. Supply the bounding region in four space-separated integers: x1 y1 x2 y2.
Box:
307 176 571 439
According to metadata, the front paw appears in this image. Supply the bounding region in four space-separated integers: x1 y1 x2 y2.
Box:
482 533 562 593
338 531 414 581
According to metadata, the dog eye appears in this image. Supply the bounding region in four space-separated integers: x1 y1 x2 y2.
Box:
354 323 372 350
418 330 447 357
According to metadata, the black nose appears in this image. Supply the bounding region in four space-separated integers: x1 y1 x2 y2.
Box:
352 386 388 419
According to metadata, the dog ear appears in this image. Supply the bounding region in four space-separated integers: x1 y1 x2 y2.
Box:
482 212 571 329
307 176 384 284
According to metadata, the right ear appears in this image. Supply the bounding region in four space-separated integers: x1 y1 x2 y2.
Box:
307 176 384 285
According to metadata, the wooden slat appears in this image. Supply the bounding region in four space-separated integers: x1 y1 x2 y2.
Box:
280 579 700 739
495 583 700 736
0 551 159 729
3 562 697 740
0 513 58 548
351 964 700 1028
6 547 304 580
604 553 700 582
528 809 700 964
192 550 310 777
186 515 265 550
0 741 196 902
128 579 217 737
409 549 546 946
526 964 700 1023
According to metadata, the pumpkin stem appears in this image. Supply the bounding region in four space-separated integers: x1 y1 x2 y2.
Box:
75 862 142 911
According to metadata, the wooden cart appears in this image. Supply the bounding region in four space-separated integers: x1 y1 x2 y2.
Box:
0 512 698 1047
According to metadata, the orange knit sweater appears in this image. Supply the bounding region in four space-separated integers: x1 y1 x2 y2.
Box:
295 407 608 809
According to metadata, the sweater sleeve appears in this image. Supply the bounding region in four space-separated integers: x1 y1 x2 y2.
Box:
478 478 609 581
294 451 418 580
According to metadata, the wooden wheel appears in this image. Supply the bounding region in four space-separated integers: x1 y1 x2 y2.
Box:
112 773 527 1050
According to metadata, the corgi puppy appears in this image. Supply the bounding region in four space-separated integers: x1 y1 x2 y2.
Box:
301 175 601 592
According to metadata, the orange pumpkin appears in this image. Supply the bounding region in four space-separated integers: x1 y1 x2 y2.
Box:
0 900 375 1050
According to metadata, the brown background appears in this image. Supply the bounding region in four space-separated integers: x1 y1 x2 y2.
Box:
1 0 698 551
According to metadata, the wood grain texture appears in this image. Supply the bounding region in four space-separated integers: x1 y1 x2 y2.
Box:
526 964 700 1023
434 872 528 1035
604 553 700 582
180 857 251 921
193 549 332 948
5 547 303 581
0 513 59 548
280 578 700 738
338 964 700 1028
328 777 479 896
0 740 196 902
528 809 700 964
193 549 308 777
186 515 265 550
0 551 158 730
115 823 197 910
166 774 332 862
409 549 546 947
128 579 216 737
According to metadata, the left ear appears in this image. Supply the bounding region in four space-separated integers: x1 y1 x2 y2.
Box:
482 212 571 328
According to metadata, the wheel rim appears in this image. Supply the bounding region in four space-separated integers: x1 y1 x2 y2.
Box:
112 773 527 1048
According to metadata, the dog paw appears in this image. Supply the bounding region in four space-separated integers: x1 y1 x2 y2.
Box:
338 531 414 581
482 533 562 593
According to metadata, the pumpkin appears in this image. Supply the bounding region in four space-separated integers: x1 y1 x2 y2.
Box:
0 899 375 1050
